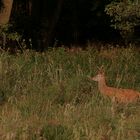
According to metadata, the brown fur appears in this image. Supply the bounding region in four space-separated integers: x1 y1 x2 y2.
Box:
90 72 140 103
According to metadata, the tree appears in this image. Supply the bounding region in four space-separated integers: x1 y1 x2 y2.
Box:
105 0 140 43
31 0 64 50
0 0 14 47
43 0 64 48
0 0 13 25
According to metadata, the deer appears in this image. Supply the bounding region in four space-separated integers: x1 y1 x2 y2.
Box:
89 71 140 104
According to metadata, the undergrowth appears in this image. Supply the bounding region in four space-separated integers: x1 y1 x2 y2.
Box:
0 44 140 140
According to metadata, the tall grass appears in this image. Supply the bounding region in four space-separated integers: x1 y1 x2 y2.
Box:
0 44 140 140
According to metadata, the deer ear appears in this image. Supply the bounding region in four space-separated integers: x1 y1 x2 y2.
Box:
97 65 105 74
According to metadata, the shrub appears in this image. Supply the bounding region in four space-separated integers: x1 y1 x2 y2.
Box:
105 1 140 42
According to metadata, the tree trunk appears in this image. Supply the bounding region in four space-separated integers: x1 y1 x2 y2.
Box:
44 0 64 48
31 0 64 50
38 0 64 50
0 0 13 25
30 0 42 50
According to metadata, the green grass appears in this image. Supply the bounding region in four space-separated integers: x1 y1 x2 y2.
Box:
0 44 140 140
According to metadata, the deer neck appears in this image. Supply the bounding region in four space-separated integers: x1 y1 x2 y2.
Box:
97 78 108 95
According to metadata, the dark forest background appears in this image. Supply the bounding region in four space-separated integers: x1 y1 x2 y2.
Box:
0 0 140 51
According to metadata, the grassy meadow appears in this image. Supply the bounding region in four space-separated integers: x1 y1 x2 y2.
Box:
0 44 140 140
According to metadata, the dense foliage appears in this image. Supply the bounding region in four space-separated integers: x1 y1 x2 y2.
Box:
0 0 140 50
105 0 140 42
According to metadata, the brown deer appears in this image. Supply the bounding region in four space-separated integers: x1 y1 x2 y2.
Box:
90 71 140 103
